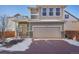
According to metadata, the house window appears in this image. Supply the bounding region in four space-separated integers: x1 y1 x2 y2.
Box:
56 8 60 16
49 8 53 16
65 14 69 19
42 8 47 16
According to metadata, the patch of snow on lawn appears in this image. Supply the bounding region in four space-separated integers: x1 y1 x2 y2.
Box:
64 39 79 46
0 38 32 52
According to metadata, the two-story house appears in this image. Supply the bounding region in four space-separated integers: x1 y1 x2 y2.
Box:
28 5 65 40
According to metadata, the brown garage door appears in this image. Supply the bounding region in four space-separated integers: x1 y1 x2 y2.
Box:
33 27 61 38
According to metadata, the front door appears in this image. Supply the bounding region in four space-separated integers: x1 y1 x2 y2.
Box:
19 22 28 38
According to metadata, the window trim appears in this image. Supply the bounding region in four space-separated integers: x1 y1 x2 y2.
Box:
49 8 54 16
41 8 47 16
56 8 61 16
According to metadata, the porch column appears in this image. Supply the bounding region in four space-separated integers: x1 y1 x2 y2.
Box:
15 22 19 38
28 22 31 38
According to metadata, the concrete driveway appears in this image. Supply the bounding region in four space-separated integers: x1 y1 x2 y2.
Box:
0 40 79 54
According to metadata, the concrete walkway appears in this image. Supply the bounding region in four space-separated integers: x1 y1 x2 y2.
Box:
0 40 79 54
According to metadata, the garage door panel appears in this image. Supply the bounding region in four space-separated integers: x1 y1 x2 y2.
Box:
33 27 61 38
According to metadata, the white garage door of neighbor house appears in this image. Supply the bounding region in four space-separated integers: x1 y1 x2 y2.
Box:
33 27 61 38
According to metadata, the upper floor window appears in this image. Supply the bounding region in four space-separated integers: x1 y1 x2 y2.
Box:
49 8 53 16
56 8 60 16
42 8 47 16
65 14 69 19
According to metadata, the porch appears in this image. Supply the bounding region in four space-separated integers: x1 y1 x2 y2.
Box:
13 20 32 38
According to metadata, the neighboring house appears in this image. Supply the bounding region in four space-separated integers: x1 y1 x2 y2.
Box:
0 5 79 40
0 16 16 38
64 11 79 39
0 14 28 38
64 10 79 31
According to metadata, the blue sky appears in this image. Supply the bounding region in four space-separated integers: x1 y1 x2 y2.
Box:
65 5 79 18
0 5 79 18
0 5 30 17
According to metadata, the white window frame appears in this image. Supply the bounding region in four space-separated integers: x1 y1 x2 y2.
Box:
41 8 61 16
55 8 61 16
41 8 47 16
48 8 54 16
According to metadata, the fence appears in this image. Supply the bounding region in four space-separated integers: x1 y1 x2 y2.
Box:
0 31 15 38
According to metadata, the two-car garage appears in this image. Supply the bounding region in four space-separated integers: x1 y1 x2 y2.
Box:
32 26 62 39
31 22 64 39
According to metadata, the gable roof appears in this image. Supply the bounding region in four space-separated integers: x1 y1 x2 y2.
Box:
14 13 21 17
64 10 79 21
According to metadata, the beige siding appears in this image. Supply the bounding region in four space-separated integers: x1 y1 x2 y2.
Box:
64 21 79 31
64 11 79 31
5 18 16 31
30 5 65 21
39 5 64 20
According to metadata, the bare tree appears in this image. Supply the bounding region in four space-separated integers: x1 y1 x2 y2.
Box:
0 15 8 43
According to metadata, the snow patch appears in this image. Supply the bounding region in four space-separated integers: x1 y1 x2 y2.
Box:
5 38 14 42
0 38 32 52
64 39 79 46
